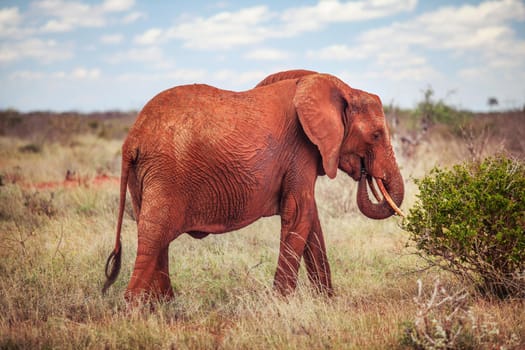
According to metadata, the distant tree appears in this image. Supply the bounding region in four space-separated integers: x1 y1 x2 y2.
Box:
487 97 498 109
413 86 469 132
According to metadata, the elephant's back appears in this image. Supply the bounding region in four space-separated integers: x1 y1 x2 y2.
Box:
123 83 275 168
133 84 228 129
137 84 280 141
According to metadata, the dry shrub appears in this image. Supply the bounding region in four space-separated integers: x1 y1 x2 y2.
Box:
402 279 520 349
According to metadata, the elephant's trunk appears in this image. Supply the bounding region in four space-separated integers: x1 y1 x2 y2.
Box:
356 167 404 219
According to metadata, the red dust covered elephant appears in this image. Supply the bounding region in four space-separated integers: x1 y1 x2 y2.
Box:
102 69 404 301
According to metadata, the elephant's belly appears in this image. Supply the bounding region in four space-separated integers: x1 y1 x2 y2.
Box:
178 168 282 234
188 210 279 234
186 231 210 239
182 194 280 235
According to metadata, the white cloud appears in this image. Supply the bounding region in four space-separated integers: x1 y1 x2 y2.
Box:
2 1 524 112
166 69 207 82
167 1 416 50
105 46 173 68
167 6 274 49
0 6 21 28
41 19 76 32
100 33 124 44
311 0 525 86
115 68 207 83
9 70 46 80
33 0 136 33
35 0 102 32
10 67 101 80
0 7 21 23
360 0 525 53
244 48 290 61
0 6 33 38
121 11 145 23
71 67 101 79
281 0 417 34
307 44 369 60
375 49 428 68
458 67 482 80
0 48 17 62
212 69 267 88
134 28 163 45
419 0 525 28
101 0 134 12
0 38 74 63
367 65 441 82
115 68 265 89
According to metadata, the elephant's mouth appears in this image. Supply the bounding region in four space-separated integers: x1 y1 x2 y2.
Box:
359 158 405 218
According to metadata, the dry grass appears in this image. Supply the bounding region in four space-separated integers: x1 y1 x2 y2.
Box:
0 111 524 349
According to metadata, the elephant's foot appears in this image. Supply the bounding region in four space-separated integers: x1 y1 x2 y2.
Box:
273 273 333 297
303 231 333 297
273 248 302 296
309 278 334 297
150 271 175 300
273 274 298 296
304 257 333 296
273 231 308 296
126 242 174 303
125 270 174 303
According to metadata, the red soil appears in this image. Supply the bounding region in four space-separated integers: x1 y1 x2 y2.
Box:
25 174 119 190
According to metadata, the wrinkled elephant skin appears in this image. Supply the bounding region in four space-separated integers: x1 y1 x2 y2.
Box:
102 70 404 301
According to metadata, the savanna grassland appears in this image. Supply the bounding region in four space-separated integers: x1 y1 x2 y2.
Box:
0 106 524 349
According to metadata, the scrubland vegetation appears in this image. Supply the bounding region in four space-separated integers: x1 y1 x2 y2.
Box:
0 99 524 349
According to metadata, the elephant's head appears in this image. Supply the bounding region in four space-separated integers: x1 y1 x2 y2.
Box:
292 73 404 219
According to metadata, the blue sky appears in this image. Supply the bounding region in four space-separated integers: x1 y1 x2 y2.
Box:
1 0 524 112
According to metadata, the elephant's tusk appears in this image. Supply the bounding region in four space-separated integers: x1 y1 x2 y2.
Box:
367 175 382 202
376 178 406 217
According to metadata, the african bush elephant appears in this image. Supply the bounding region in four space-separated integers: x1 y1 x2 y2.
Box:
103 69 404 301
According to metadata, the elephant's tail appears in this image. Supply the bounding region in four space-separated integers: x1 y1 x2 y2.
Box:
102 152 130 295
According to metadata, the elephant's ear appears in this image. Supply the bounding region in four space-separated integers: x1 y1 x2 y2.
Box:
294 74 345 179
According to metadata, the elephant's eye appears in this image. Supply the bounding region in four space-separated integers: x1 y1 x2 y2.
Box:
372 131 381 141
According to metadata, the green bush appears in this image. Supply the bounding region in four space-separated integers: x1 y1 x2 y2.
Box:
412 87 471 132
403 156 525 298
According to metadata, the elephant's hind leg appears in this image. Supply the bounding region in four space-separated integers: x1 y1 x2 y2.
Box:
126 216 176 302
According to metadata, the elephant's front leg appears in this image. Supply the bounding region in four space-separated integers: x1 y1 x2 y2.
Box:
126 218 175 302
274 193 312 295
303 219 333 296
